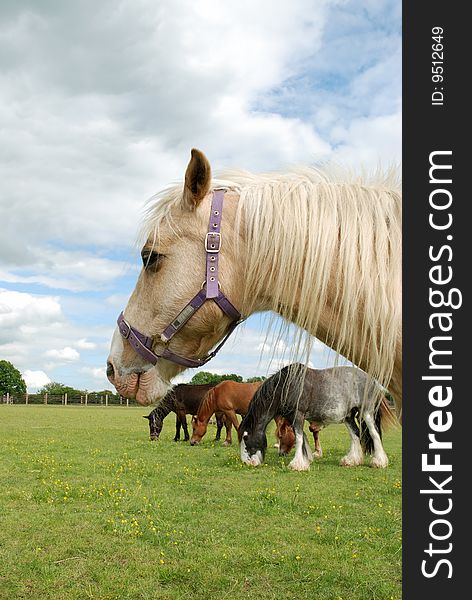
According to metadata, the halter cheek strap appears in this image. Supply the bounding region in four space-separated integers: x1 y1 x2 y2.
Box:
117 189 244 368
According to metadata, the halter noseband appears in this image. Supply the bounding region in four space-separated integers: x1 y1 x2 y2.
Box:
117 189 244 368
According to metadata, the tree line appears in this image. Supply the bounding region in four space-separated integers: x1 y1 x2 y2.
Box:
0 360 264 398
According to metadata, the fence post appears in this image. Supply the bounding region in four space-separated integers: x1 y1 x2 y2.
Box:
120 395 123 405
6 392 10 404
64 393 68 406
85 393 88 406
44 393 48 405
126 397 129 407
25 393 28 405
105 394 109 407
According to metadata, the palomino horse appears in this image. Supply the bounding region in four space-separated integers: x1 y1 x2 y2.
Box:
239 364 398 471
143 383 232 444
107 149 401 417
190 380 262 445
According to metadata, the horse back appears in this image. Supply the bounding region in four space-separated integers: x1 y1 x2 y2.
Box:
173 383 216 415
213 380 262 413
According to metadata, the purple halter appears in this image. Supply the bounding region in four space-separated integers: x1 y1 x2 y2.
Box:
117 189 244 368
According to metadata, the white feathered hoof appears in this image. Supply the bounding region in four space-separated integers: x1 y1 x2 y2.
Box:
288 456 311 471
223 440 232 447
370 455 389 469
314 449 323 458
340 455 363 467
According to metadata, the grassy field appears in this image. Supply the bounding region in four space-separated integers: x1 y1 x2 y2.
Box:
0 405 402 599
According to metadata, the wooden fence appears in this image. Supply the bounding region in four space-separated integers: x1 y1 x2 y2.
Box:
1 392 135 407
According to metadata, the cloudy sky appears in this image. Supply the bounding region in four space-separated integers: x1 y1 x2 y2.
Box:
0 0 401 393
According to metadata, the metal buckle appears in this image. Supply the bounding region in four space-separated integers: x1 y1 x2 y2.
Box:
205 232 221 253
119 318 131 339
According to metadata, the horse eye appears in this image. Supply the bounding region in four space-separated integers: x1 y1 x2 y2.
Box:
141 250 163 271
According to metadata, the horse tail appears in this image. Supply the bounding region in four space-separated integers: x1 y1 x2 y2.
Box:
378 396 400 431
359 411 376 456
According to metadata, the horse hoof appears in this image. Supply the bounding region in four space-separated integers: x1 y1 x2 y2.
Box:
370 456 389 469
288 459 310 471
314 450 322 458
223 441 232 447
340 456 362 467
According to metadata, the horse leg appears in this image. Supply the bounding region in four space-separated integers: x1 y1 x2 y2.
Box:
223 418 233 446
309 422 323 458
174 413 182 442
313 429 322 458
340 414 363 466
288 413 313 471
214 413 223 441
364 412 389 468
182 415 190 442
223 411 239 446
273 416 282 449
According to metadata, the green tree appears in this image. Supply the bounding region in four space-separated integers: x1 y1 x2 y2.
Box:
219 373 243 382
0 360 27 396
246 376 266 383
190 372 244 385
38 382 84 396
189 371 223 385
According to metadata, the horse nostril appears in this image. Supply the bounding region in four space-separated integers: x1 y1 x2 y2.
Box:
106 362 114 378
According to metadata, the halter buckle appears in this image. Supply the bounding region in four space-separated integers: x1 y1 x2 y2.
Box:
119 318 132 339
205 232 221 253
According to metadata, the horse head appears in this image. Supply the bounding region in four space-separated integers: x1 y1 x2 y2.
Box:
107 149 245 405
275 416 296 456
190 415 208 445
239 428 267 466
143 412 161 441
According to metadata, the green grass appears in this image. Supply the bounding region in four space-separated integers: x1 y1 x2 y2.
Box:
0 406 402 599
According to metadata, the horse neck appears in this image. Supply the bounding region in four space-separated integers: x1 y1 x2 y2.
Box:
244 392 277 434
154 392 175 421
197 391 214 423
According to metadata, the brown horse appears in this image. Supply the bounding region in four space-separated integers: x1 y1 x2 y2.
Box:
144 383 232 444
190 380 262 445
275 418 323 457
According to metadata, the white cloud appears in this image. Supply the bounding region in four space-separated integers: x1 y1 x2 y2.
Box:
331 111 401 167
75 338 97 350
0 289 63 346
0 247 131 292
80 366 108 386
45 347 80 361
0 289 111 390
23 369 51 392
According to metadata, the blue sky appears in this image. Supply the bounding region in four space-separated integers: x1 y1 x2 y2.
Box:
0 0 401 392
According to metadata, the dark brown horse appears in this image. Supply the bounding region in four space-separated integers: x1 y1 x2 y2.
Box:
144 383 231 443
190 380 262 445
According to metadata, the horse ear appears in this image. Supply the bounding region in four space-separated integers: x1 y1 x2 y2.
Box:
183 148 212 208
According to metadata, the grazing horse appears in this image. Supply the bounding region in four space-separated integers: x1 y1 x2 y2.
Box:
275 418 323 458
239 364 397 471
190 380 262 445
107 149 401 419
143 383 232 444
